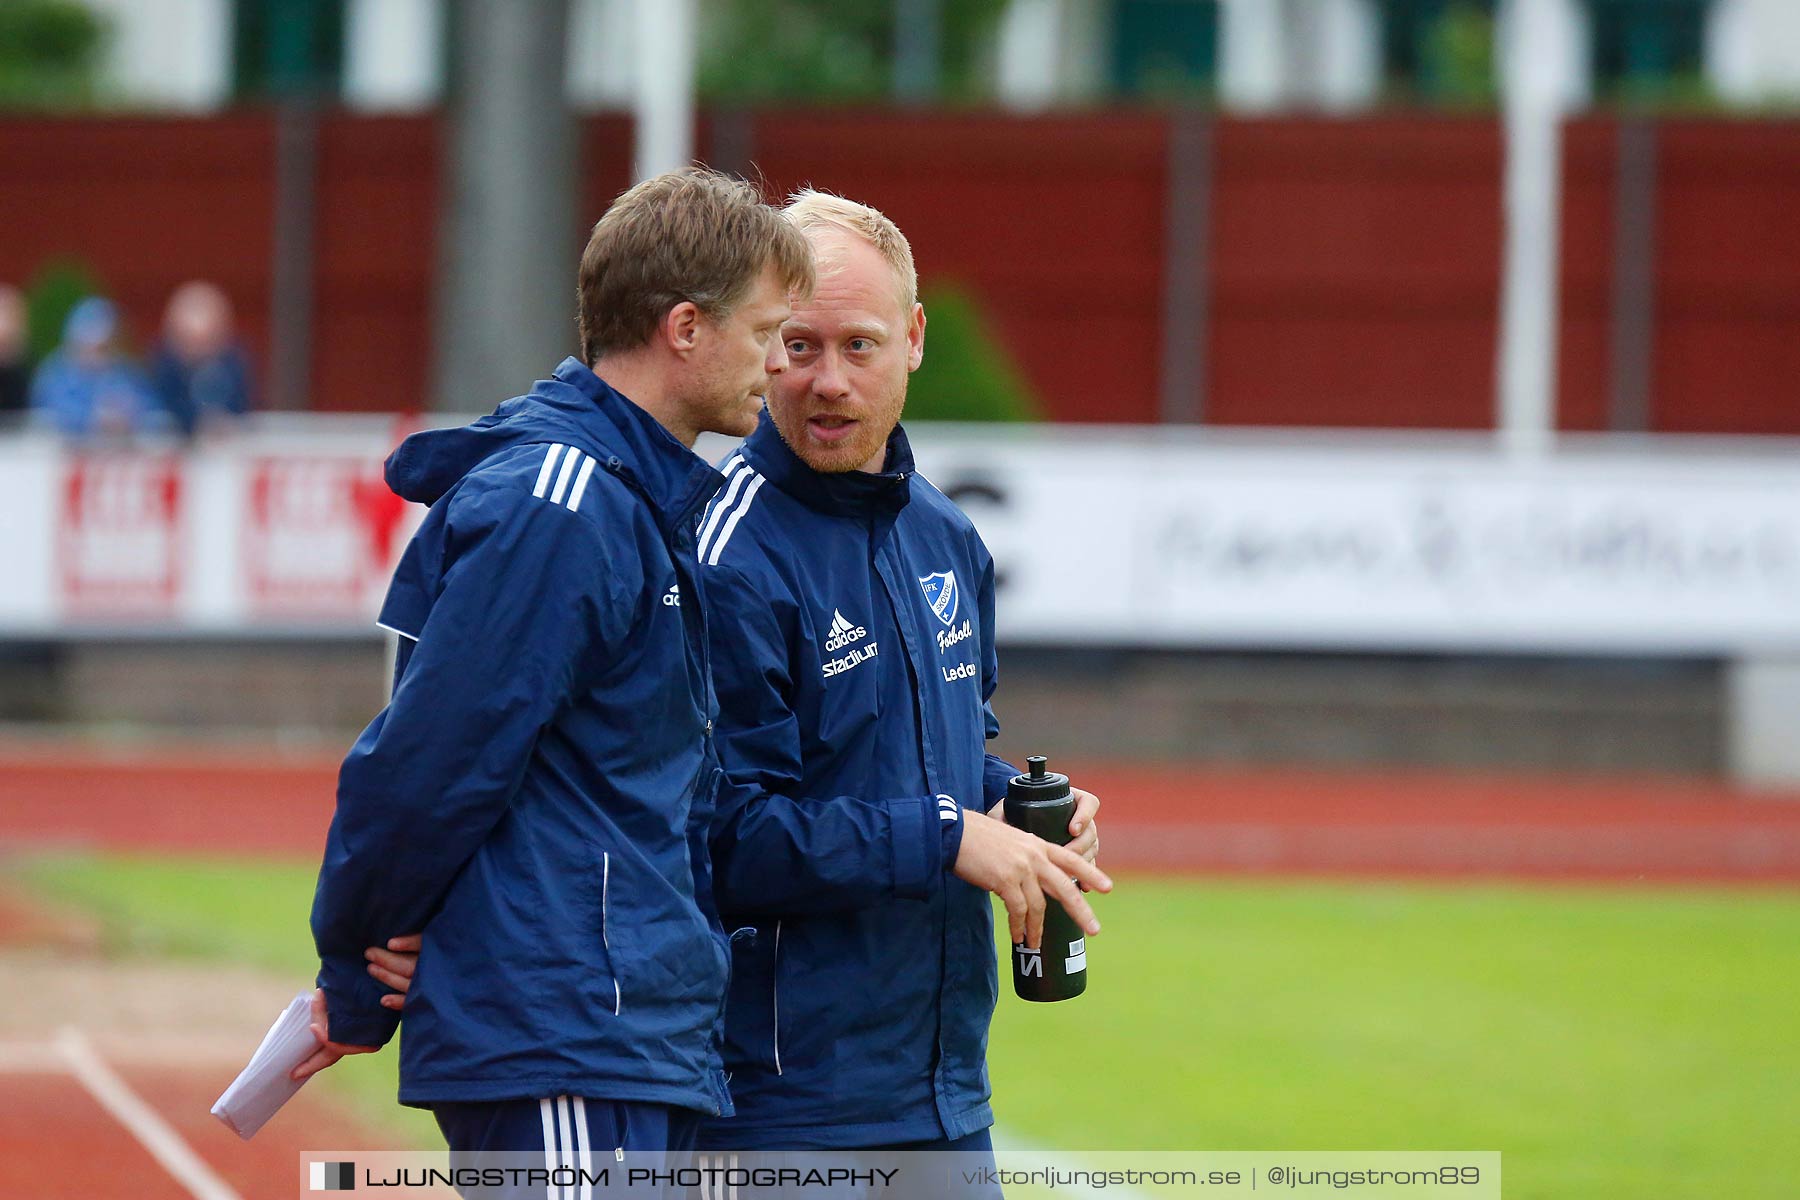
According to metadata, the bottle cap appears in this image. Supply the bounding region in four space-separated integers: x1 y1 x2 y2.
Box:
1007 754 1069 803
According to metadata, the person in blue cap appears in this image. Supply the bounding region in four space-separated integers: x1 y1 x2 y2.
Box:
29 297 160 438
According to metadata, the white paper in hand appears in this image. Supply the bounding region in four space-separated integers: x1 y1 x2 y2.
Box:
210 991 318 1139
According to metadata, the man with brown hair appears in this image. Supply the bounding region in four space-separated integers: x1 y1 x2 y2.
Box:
303 167 812 1166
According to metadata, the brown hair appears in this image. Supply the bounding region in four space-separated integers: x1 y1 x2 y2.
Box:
578 167 814 363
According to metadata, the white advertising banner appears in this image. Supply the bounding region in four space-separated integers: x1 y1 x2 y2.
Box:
904 428 1800 656
0 424 421 637
4 423 1799 654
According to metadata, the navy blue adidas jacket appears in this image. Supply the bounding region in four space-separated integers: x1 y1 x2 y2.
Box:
696 411 1017 1148
310 358 733 1114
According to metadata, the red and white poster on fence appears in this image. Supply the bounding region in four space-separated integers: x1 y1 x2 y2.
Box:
56 456 185 618
243 456 411 617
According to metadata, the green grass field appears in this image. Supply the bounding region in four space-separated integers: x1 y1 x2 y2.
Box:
14 853 1797 1198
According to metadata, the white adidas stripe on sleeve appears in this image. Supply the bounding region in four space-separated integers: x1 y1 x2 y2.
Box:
696 457 749 560
565 454 597 513
706 472 766 566
533 444 565 498
548 448 582 505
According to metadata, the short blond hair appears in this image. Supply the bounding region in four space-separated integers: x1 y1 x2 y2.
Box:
783 189 917 313
579 167 814 362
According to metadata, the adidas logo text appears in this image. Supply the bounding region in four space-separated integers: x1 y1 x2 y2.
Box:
824 608 868 652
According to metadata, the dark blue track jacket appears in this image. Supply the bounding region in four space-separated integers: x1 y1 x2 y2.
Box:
695 412 1017 1147
310 359 733 1114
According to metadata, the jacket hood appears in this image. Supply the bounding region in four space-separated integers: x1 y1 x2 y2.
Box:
385 359 722 528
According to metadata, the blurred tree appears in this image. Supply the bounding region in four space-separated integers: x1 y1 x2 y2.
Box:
907 284 1039 423
1421 0 1495 106
1381 0 1497 106
0 0 107 110
696 0 1010 104
24 260 106 362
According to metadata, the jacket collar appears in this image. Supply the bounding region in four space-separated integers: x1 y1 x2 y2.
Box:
740 407 914 519
549 358 725 533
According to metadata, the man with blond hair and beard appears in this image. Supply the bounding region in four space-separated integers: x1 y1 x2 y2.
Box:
692 191 1110 1164
305 167 811 1172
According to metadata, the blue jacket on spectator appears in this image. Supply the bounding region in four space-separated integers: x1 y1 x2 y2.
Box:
151 341 252 436
29 299 160 437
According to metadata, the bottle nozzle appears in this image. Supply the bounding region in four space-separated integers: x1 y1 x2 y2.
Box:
1027 755 1048 781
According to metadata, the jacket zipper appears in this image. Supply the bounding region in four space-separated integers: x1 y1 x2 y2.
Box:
772 920 784 1075
876 543 955 1096
602 851 620 1016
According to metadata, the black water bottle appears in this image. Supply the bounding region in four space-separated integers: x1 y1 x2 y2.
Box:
1003 755 1088 1002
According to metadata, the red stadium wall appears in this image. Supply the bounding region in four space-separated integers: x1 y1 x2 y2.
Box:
1207 117 1502 429
1653 120 1800 435
309 114 440 415
732 110 1171 424
2 109 1796 430
1558 116 1800 435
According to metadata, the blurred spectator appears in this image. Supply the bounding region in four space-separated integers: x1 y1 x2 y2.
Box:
28 296 160 438
151 281 253 437
0 284 28 418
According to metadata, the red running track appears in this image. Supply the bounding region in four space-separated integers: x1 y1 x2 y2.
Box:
2 741 1798 883
0 1041 396 1199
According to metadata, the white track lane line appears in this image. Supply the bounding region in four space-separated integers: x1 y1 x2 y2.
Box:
53 1027 243 1200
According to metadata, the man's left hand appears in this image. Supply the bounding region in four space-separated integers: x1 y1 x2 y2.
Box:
289 988 382 1082
987 787 1101 870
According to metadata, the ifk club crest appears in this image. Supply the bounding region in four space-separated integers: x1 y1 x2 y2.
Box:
917 570 960 627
